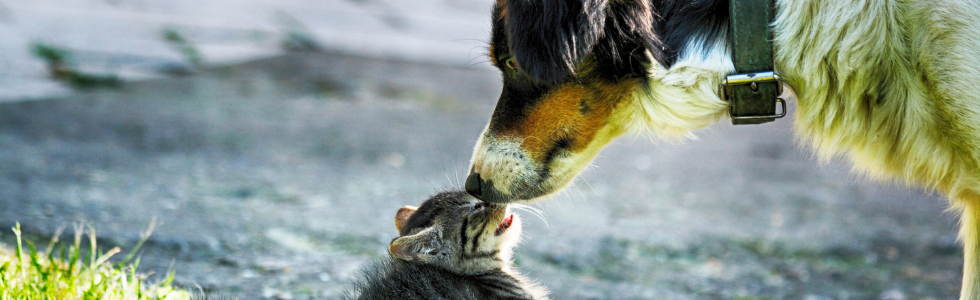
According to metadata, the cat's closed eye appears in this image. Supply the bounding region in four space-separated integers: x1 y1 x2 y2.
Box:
346 191 547 300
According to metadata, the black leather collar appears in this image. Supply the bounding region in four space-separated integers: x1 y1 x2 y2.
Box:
723 0 785 125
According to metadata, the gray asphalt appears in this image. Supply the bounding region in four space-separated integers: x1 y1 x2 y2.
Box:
0 51 962 299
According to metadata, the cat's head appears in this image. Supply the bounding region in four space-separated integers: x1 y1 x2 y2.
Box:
388 190 521 274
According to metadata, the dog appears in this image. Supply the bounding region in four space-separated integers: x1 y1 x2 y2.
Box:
464 0 980 298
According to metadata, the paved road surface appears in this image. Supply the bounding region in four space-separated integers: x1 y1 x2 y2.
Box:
0 0 492 101
0 51 962 299
0 0 965 298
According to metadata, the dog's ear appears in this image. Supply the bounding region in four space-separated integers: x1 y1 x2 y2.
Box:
505 0 607 84
505 0 663 83
596 0 664 74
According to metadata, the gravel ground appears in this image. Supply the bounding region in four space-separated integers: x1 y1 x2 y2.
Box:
0 51 964 299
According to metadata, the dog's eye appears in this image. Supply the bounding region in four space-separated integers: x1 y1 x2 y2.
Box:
504 57 518 70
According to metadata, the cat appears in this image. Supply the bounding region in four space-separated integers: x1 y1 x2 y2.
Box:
345 190 548 300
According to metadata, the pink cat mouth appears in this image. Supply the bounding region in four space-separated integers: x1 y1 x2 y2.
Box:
495 214 513 236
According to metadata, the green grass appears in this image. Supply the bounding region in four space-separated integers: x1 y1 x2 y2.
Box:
31 43 121 89
0 222 191 300
162 28 203 69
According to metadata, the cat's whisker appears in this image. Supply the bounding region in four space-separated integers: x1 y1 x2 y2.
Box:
510 204 548 228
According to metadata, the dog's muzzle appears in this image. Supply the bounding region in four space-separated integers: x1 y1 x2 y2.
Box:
465 172 511 204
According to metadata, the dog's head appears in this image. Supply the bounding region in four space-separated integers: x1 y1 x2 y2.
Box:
467 0 731 203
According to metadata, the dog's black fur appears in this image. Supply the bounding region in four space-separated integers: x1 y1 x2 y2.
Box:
501 0 728 84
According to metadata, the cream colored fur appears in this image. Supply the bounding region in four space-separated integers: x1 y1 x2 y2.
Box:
771 1 980 298
618 37 733 140
625 0 980 298
470 135 539 196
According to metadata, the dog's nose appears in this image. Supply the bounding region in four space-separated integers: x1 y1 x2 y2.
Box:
465 173 482 197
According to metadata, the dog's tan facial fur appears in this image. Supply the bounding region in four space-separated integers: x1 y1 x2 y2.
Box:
470 58 636 201
472 39 733 202
496 81 626 157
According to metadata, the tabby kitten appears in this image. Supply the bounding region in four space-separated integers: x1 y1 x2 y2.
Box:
345 190 548 300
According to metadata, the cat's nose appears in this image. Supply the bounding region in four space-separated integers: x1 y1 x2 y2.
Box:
465 173 482 198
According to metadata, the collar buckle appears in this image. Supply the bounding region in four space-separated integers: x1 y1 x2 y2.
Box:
720 71 786 124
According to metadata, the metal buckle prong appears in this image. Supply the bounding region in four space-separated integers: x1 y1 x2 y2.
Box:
722 71 782 95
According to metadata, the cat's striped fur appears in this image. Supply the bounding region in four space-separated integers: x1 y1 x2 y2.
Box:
345 191 548 300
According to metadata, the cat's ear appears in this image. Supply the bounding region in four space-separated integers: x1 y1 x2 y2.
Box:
389 229 441 262
394 206 418 235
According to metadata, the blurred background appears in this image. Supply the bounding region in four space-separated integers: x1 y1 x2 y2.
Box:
0 0 964 299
